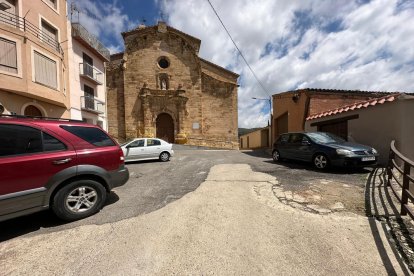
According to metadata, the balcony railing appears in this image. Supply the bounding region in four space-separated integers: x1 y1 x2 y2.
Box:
79 63 104 85
81 96 105 114
0 10 63 55
71 23 110 61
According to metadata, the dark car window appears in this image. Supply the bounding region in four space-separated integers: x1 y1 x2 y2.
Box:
278 135 289 143
60 125 115 147
0 124 42 156
288 133 303 143
43 132 66 152
307 132 345 144
302 136 310 143
147 139 161 146
129 139 144 147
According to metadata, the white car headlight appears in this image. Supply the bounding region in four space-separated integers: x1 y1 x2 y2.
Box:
372 148 378 154
336 149 353 156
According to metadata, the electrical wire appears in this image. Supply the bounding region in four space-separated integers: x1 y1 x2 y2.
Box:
206 0 271 99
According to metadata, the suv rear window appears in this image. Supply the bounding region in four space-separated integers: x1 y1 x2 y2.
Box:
60 125 115 147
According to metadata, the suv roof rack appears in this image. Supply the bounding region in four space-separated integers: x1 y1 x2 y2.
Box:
0 114 84 122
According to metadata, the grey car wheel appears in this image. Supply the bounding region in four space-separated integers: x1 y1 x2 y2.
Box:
159 151 170 162
65 186 98 213
272 150 281 162
52 180 107 221
313 154 329 169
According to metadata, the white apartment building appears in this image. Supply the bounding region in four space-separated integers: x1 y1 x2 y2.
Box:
67 22 110 130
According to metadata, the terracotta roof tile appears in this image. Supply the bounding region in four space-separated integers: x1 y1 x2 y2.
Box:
306 93 401 120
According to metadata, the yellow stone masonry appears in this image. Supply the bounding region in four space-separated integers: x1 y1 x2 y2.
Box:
106 22 239 149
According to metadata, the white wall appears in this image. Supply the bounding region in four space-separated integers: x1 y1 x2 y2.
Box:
400 96 414 161
67 23 108 130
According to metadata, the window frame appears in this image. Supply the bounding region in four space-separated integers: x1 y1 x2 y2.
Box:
39 15 61 50
128 139 145 148
0 34 22 78
31 46 60 90
0 124 67 158
147 139 161 147
41 0 60 14
60 125 116 147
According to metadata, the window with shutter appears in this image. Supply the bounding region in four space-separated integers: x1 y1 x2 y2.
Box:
45 0 57 9
0 37 17 74
41 19 58 50
34 51 57 89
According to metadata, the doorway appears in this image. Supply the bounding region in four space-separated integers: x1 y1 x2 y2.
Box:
156 113 174 143
275 112 288 138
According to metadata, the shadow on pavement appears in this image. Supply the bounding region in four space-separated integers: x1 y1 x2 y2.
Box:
0 191 119 242
365 167 413 274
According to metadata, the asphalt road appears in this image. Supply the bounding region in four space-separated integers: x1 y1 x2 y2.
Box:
0 145 368 242
2 163 407 275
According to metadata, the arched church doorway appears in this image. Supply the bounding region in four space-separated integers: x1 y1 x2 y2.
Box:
24 105 43 117
156 113 174 143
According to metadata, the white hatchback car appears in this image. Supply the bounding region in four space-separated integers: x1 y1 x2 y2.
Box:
121 138 174 162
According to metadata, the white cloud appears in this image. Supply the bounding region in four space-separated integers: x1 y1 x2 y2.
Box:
78 0 414 128
159 0 414 128
69 0 137 52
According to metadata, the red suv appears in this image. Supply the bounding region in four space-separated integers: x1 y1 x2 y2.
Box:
0 115 129 222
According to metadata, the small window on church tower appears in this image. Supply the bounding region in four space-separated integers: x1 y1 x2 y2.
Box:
158 57 169 69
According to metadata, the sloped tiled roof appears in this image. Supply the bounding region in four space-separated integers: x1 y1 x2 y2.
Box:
306 93 401 120
273 88 403 97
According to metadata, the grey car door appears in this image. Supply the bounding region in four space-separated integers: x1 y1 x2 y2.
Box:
298 135 314 161
277 134 290 157
287 133 304 160
125 139 145 160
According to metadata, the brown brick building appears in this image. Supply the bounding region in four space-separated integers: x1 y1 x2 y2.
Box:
272 88 392 142
106 22 239 149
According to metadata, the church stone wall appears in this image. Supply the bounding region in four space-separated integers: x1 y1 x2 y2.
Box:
106 57 126 142
106 22 239 149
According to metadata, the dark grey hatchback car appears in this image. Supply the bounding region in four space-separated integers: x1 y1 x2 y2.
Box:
272 132 379 169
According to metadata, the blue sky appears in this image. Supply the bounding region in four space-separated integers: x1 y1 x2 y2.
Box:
70 0 414 128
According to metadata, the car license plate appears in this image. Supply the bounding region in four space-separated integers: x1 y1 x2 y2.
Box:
362 157 375 161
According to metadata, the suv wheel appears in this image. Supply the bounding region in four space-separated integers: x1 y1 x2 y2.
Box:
52 180 107 221
272 150 281 162
159 152 170 162
313 154 329 169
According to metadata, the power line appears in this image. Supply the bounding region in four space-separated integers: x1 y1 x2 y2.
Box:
205 0 271 99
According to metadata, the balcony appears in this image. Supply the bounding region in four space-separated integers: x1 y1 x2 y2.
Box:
0 10 63 55
71 23 110 61
79 63 104 85
81 96 105 114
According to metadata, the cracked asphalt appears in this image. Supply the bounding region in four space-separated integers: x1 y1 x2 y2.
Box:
0 146 369 242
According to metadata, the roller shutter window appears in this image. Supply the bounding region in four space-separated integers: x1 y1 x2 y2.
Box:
34 51 57 89
41 20 58 51
0 37 17 74
45 0 57 9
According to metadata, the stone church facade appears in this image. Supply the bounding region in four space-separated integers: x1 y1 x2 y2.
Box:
106 22 239 149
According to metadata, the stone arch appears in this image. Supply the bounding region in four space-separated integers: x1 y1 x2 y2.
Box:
156 113 175 143
21 102 47 117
